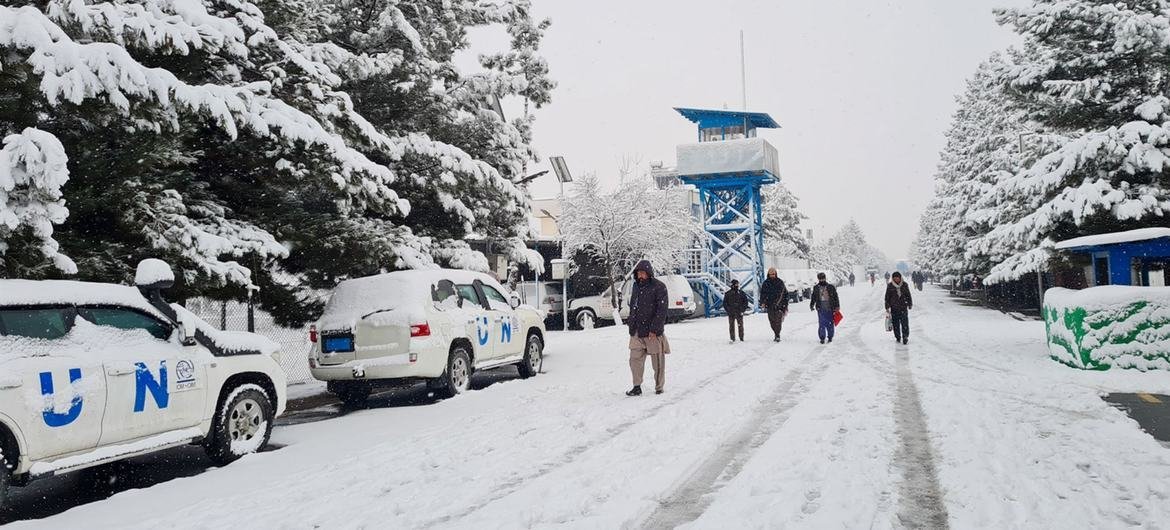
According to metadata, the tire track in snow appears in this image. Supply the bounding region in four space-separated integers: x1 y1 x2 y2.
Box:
640 294 882 528
418 317 820 528
891 339 950 529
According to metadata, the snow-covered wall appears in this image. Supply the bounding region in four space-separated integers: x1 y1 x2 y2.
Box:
1043 287 1170 371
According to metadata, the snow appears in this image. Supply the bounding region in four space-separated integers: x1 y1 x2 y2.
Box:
1054 227 1170 249
317 269 508 332
133 258 174 287
0 128 75 274
1044 286 1170 371
12 285 1170 528
172 305 279 356
676 137 781 178
0 279 167 321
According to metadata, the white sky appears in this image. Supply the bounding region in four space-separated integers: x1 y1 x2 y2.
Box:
468 0 1027 260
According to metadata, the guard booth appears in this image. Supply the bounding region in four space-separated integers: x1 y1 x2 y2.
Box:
672 107 781 317
1043 228 1170 371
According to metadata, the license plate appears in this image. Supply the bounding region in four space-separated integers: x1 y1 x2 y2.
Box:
323 336 354 353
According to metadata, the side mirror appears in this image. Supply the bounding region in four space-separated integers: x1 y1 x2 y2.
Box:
176 322 197 347
136 258 175 290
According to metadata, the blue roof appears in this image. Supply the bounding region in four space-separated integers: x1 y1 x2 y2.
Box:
674 108 780 129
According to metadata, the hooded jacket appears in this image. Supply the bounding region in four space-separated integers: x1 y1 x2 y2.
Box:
759 276 789 312
723 286 749 316
885 280 913 311
627 260 668 337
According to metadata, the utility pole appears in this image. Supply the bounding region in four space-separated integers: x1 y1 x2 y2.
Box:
739 30 747 110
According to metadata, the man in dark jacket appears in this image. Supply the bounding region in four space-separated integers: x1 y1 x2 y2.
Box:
759 268 788 342
626 260 669 396
885 271 913 344
723 279 749 343
809 272 840 344
848 272 856 287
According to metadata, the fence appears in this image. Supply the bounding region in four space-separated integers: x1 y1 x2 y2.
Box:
183 298 315 384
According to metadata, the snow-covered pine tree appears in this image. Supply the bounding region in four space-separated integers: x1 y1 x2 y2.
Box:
0 0 553 325
811 220 887 280
762 182 809 259
916 54 1033 282
979 0 1170 283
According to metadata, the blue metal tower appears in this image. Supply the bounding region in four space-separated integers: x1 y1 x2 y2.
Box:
673 107 781 317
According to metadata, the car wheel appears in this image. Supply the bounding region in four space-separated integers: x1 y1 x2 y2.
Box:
517 333 543 378
335 383 371 408
433 346 472 398
576 309 596 330
205 385 274 466
0 455 9 512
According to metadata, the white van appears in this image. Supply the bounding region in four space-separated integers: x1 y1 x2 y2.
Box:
567 274 696 329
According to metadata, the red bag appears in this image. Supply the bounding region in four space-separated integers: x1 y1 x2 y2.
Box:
832 310 844 326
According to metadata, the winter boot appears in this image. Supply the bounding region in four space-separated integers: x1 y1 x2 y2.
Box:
626 386 642 397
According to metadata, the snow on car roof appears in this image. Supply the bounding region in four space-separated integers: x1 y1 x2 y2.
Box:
319 269 506 331
1054 228 1170 250
0 279 167 320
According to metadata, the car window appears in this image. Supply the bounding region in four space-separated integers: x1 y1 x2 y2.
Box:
480 285 511 311
456 284 483 308
0 307 74 339
432 279 458 306
77 306 172 340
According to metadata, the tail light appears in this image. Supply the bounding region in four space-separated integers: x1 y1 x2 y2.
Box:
676 300 684 306
410 323 431 337
308 324 318 343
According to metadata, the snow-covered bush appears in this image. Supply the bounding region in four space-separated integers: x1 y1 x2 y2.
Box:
1044 287 1170 371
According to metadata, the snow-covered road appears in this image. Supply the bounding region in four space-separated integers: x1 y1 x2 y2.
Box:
8 285 1170 529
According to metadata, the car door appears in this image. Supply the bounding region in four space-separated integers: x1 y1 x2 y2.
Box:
476 283 522 359
455 284 494 362
78 306 208 446
0 305 108 462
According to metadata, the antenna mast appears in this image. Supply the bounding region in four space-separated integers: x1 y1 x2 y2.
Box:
739 30 747 110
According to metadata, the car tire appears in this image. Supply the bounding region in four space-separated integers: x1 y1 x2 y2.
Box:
517 333 543 378
433 346 472 398
576 309 596 330
335 383 371 408
204 385 274 467
0 455 9 513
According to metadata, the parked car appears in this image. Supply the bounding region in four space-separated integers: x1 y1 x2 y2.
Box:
567 273 696 329
309 269 546 405
516 281 564 325
0 260 287 511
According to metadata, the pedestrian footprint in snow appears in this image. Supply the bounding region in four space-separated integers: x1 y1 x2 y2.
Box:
626 260 670 396
723 279 749 343
759 268 789 343
809 272 839 344
885 271 913 345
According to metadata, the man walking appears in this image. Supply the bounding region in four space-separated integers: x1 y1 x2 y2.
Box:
626 260 669 396
885 271 913 344
723 279 749 343
809 272 840 344
759 268 789 342
849 272 856 287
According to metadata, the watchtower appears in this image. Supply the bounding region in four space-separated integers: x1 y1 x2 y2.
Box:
673 107 781 317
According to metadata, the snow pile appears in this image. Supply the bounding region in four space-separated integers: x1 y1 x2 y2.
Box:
172 304 278 355
134 258 174 287
0 279 167 320
317 269 506 331
1054 227 1170 249
1044 286 1170 371
676 137 780 178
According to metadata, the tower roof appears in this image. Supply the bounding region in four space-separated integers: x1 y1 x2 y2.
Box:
673 108 780 130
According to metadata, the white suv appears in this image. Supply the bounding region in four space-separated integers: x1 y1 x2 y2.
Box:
309 269 547 405
568 274 697 329
0 260 288 510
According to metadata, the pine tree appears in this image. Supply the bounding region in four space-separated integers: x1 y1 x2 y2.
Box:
0 0 554 325
979 0 1170 283
761 183 809 259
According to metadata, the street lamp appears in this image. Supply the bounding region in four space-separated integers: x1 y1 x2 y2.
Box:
549 156 574 331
